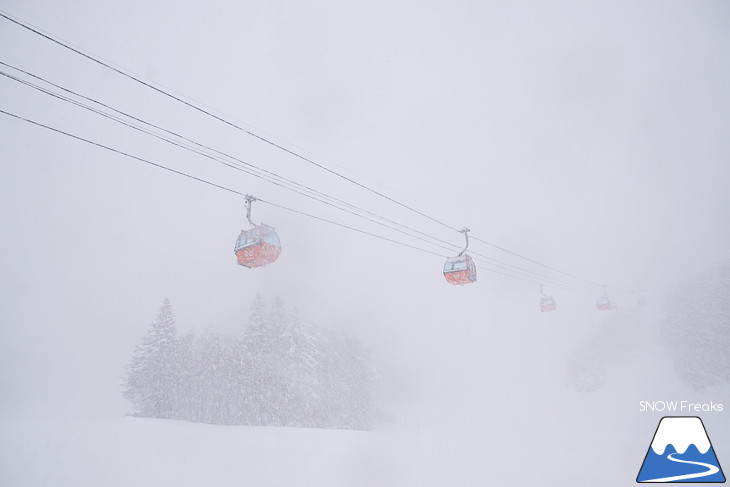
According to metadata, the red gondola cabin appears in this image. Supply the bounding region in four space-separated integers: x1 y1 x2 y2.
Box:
234 223 281 268
443 255 477 285
540 296 557 312
596 296 616 311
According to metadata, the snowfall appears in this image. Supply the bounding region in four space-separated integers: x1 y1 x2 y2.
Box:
3 299 730 487
5 359 728 487
1 399 622 487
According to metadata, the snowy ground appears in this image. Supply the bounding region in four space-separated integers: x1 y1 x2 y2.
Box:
0 398 677 487
0 415 416 487
3 306 729 487
3 332 729 487
2 382 728 487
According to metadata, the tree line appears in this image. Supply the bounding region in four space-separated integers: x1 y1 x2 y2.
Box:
123 296 381 430
566 261 730 392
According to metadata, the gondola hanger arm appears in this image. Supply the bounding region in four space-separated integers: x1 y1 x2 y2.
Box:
457 227 470 257
245 194 258 227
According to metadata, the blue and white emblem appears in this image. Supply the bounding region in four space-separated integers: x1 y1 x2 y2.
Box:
637 417 725 483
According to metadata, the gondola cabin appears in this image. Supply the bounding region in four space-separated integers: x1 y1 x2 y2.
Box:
540 296 557 312
234 224 282 268
443 255 477 285
596 296 616 311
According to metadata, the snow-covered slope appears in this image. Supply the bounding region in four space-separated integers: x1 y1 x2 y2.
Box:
0 416 413 487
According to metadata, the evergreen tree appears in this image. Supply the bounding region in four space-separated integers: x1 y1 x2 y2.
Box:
318 327 377 430
123 298 179 418
241 295 286 426
174 332 203 422
122 295 383 430
192 330 240 424
280 313 321 426
565 308 644 393
662 262 730 389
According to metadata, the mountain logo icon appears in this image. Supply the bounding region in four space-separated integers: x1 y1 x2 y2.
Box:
637 416 726 483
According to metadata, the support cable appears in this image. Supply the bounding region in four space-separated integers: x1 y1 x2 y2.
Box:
0 65 604 292
0 10 618 291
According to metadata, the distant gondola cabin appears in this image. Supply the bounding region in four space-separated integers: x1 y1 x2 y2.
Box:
540 296 557 312
596 296 616 311
443 255 477 285
234 224 281 268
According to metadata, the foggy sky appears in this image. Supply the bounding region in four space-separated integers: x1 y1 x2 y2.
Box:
1 1 729 483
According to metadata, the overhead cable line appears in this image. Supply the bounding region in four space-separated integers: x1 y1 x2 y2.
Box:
0 60 377 217
0 10 613 291
0 64 463 252
0 70 477 267
0 71 605 292
470 263 595 293
0 64 604 292
0 107 454 259
0 108 243 196
0 107 601 290
469 235 604 288
0 10 461 234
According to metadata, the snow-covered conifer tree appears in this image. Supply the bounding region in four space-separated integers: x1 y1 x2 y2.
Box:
662 262 730 389
280 312 321 426
173 332 202 422
123 298 179 418
122 295 384 430
241 295 286 425
318 327 377 430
